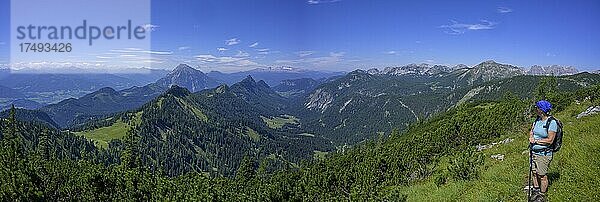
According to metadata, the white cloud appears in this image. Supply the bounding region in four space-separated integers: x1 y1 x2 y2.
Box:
195 54 259 67
119 54 138 57
497 7 512 13
276 52 345 67
249 42 259 47
141 24 159 32
384 51 397 55
330 52 345 57
217 47 228 52
439 20 496 34
235 50 250 57
9 61 108 70
226 38 240 46
546 52 556 57
178 46 191 51
256 48 271 55
296 51 315 57
308 0 341 4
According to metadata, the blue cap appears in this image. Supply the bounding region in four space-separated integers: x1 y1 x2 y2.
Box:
536 100 552 113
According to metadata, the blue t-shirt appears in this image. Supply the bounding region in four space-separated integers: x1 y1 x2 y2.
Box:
532 117 558 156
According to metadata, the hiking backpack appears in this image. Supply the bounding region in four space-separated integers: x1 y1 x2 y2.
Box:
541 116 563 152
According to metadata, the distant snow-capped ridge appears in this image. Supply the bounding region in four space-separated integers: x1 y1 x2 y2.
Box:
252 66 305 72
527 65 579 76
366 63 470 76
367 61 584 77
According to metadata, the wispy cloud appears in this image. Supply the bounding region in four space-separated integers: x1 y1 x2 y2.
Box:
119 54 138 57
9 61 109 70
276 52 345 67
497 7 512 13
546 52 556 57
256 48 271 55
141 24 159 32
249 42 259 48
226 38 240 46
110 48 173 55
178 46 191 51
195 54 259 67
384 51 397 55
0 41 5 45
439 20 496 34
217 47 228 52
296 51 316 57
235 50 250 57
307 0 341 4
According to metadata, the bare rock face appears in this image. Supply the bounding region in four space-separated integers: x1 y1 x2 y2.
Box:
454 64 469 70
366 68 380 75
527 65 579 76
381 63 453 76
305 88 333 113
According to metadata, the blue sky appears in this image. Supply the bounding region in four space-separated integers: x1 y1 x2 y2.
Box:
1 0 599 72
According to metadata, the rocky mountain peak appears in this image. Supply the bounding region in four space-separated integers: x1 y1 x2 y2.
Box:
454 64 469 70
173 64 195 72
241 75 256 84
155 64 219 92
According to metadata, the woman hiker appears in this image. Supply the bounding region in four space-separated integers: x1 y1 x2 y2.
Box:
528 100 558 202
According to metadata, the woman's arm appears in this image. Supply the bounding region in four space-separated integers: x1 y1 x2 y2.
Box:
535 130 556 145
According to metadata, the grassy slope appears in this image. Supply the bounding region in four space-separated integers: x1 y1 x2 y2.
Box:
74 112 141 148
396 102 600 201
261 115 299 129
74 120 130 148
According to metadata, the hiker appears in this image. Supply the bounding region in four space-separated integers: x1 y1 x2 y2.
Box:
528 100 558 201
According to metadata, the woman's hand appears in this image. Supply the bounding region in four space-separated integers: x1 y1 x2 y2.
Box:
529 136 535 144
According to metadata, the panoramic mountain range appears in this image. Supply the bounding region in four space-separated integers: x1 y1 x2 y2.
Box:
0 65 342 111
52 59 538 175
11 64 337 128
3 60 598 131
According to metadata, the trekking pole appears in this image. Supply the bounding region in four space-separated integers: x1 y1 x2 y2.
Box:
528 143 533 202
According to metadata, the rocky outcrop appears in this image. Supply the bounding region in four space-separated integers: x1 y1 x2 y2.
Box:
476 138 514 151
576 106 600 119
